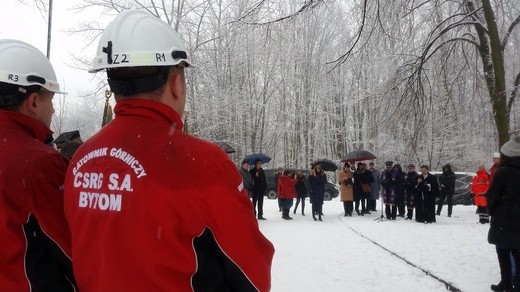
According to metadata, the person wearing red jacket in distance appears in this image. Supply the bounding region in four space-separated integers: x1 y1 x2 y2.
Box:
63 10 274 292
0 40 77 291
277 171 298 220
471 165 490 224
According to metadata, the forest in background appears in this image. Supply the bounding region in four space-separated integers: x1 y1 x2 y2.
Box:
48 0 520 171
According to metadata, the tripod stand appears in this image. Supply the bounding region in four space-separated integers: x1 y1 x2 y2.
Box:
374 191 387 222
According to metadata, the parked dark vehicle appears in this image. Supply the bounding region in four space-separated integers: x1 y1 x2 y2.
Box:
431 171 474 205
263 169 339 201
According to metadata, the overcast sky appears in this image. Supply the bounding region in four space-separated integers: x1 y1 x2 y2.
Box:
0 0 103 98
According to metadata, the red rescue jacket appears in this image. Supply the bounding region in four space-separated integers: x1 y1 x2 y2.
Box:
64 99 274 291
471 169 489 207
0 110 76 291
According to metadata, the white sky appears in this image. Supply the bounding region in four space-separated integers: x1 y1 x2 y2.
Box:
0 0 103 98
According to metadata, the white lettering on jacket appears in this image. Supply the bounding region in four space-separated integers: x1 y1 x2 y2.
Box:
78 191 122 211
72 148 108 175
109 148 147 178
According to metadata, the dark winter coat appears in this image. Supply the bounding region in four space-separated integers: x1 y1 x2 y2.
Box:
404 171 420 197
487 157 520 249
250 167 267 195
295 174 308 198
353 169 374 196
309 173 327 205
393 165 406 197
417 173 440 222
439 164 456 196
417 173 440 197
380 168 398 188
239 168 254 197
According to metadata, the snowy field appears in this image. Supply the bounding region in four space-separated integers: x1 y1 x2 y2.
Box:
258 199 498 292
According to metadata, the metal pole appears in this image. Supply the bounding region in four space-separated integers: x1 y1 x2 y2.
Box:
46 0 53 59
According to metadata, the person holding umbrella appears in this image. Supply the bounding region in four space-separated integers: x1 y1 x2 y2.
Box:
250 159 268 220
339 163 354 216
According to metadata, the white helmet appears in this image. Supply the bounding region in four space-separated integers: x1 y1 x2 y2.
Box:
89 10 192 73
0 39 64 93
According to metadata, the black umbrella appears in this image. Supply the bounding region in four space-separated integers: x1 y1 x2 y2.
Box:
311 159 338 172
214 141 236 154
341 150 376 163
243 153 271 165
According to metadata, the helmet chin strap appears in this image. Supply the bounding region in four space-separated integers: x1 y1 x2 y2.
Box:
107 66 170 96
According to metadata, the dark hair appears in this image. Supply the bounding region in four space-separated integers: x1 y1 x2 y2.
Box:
0 83 41 111
344 162 350 168
107 66 184 99
420 165 429 170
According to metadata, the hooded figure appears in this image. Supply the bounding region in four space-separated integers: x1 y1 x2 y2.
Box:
486 137 520 291
436 164 456 217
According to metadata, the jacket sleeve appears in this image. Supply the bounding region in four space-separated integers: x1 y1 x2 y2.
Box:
29 152 77 290
366 171 374 184
203 158 274 291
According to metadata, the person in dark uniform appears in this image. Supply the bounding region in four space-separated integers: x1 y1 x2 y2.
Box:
436 164 456 217
250 160 267 220
404 164 420 220
417 165 440 223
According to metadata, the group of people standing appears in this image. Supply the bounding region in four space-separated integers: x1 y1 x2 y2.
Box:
240 161 330 222
339 161 456 224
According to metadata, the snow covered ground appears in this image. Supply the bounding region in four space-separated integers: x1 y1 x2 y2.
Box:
259 199 498 292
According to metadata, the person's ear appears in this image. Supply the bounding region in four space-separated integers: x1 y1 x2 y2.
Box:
168 69 185 101
20 92 39 117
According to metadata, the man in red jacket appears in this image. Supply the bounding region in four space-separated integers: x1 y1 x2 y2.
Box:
0 39 76 290
63 10 274 291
